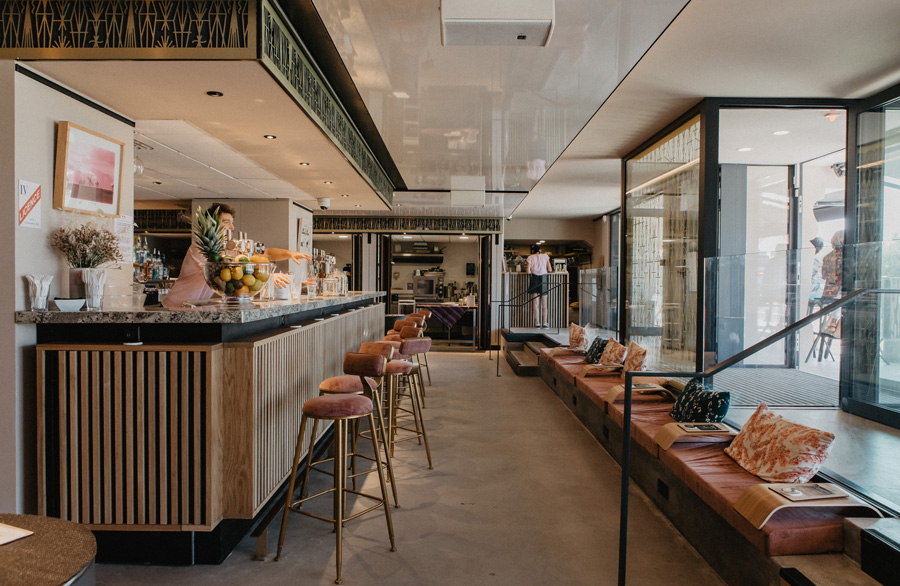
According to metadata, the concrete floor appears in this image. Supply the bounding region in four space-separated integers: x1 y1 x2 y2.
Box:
96 352 725 586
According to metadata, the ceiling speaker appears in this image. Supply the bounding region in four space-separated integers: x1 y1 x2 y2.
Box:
441 0 555 47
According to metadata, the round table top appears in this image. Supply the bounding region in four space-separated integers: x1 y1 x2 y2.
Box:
0 514 96 586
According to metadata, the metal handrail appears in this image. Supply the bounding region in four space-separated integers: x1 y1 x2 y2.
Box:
616 287 900 585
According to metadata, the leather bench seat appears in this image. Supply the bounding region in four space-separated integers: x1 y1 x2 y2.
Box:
659 443 847 556
541 349 852 558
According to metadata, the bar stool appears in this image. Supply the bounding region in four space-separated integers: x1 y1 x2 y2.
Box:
385 318 419 337
311 353 399 507
384 326 432 401
385 336 433 468
408 311 433 385
275 365 396 584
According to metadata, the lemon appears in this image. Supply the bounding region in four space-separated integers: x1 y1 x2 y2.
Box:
235 286 250 296
232 267 244 280
242 274 256 287
256 271 269 282
220 268 232 282
250 280 264 292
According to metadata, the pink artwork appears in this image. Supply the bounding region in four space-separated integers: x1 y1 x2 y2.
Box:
54 121 123 217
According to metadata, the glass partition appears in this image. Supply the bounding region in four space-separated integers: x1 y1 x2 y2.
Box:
578 267 618 334
624 116 700 370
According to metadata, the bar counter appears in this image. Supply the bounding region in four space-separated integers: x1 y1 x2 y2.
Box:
17 293 386 564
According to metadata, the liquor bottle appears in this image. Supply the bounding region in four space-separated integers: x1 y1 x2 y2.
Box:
161 254 168 279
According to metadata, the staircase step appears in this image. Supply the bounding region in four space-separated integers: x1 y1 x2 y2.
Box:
508 349 540 376
524 341 549 357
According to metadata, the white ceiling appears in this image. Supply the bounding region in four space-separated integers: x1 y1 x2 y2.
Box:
24 0 900 224
521 0 900 218
27 60 387 212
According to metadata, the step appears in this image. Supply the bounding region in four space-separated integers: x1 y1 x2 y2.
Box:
525 341 549 357
508 349 540 377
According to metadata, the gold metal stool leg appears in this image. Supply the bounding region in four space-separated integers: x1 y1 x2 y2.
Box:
421 350 432 386
276 414 309 561
366 412 396 552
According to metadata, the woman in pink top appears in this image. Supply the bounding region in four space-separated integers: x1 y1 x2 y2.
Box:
526 244 552 328
162 203 311 308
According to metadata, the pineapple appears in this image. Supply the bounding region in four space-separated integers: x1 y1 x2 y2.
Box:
192 206 226 262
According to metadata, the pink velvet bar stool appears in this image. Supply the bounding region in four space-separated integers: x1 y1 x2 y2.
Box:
409 310 433 385
275 355 396 584
385 318 419 337
384 336 433 469
310 351 399 507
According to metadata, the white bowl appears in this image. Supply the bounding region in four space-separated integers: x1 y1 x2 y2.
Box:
54 298 85 312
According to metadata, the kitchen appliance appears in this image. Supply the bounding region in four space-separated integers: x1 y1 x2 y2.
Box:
414 275 444 301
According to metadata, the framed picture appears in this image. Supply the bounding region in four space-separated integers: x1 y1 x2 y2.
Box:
53 121 124 217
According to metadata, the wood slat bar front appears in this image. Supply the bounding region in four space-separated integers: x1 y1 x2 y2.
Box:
36 301 384 533
223 303 384 518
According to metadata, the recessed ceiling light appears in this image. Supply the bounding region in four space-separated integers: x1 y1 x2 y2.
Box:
354 204 361 207
206 90 224 97
737 147 752 152
338 235 349 239
517 34 527 40
299 162 310 166
324 181 333 185
263 134 277 139
153 181 162 185
392 91 410 99
772 130 790 136
341 194 350 198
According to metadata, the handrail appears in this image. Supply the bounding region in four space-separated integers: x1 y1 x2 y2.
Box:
616 287 900 586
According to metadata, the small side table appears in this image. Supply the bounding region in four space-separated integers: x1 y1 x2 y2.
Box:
0 514 96 586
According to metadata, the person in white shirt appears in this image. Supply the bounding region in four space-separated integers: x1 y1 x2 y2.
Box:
526 244 553 328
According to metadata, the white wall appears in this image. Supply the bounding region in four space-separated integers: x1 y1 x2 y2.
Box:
7 65 135 512
504 218 595 243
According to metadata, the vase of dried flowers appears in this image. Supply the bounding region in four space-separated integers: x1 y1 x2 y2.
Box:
49 224 123 298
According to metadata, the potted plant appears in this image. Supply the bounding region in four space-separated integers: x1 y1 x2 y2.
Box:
50 224 123 298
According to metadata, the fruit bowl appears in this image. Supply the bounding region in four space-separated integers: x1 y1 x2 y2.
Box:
201 261 276 303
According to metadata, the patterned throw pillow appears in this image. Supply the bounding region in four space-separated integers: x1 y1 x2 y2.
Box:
599 338 627 364
725 403 834 483
585 337 608 364
569 323 589 352
669 378 730 423
620 342 648 380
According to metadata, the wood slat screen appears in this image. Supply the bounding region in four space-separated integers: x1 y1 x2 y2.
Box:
37 344 223 531
224 303 384 517
503 273 569 328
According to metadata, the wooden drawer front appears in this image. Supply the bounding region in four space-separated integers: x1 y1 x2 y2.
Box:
38 345 222 531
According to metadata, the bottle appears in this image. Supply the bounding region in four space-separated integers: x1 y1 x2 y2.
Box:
161 254 168 280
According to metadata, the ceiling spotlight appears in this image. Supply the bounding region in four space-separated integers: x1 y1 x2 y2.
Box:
152 181 162 185
263 134 277 139
338 235 349 239
324 181 333 184
831 162 846 177
341 194 350 198
354 204 361 207
299 162 310 166
772 130 790 136
737 147 753 152
517 34 527 40
206 90 224 97
459 235 469 240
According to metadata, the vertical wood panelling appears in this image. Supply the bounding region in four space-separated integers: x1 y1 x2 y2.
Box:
37 303 384 531
224 303 384 518
38 344 222 530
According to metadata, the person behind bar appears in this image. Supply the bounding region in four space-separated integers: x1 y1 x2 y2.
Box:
162 202 311 308
526 244 553 328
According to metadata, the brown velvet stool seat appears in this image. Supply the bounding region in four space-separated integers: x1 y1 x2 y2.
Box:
318 375 377 394
276 385 395 585
384 335 433 469
385 318 419 337
411 310 433 384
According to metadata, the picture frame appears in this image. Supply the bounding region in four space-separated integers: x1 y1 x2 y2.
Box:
53 121 124 217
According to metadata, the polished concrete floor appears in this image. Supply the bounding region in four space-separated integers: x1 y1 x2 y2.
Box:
97 352 724 586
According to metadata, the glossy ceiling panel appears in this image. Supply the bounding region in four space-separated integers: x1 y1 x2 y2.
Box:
312 0 688 192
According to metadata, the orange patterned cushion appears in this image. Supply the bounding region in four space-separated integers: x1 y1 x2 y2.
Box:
621 342 648 380
599 338 626 364
569 323 588 352
725 403 835 483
